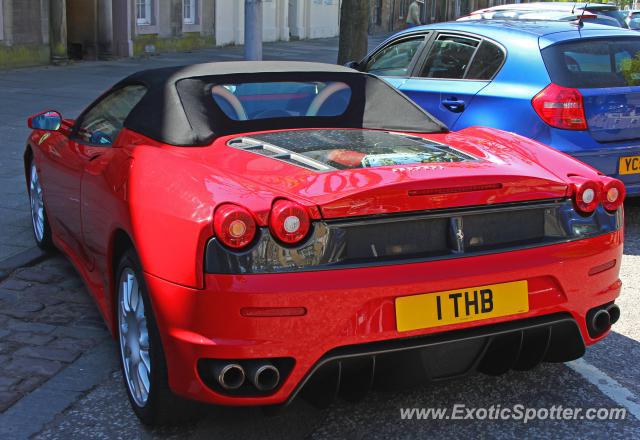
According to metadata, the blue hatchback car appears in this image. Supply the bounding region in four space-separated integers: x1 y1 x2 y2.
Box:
354 20 640 196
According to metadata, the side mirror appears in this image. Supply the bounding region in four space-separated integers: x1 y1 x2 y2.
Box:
630 18 640 30
28 111 62 131
344 60 361 70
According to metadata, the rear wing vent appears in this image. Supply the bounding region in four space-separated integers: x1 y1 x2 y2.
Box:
228 137 336 172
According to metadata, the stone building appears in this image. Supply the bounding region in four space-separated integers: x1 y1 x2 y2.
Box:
0 0 529 69
0 0 52 68
0 0 340 68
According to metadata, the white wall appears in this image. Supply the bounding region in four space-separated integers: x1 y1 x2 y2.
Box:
307 0 338 38
262 0 278 42
215 0 243 45
216 0 337 47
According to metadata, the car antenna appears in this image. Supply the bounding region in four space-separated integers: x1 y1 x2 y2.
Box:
573 3 588 29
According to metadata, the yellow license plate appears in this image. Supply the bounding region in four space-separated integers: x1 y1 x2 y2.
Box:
619 156 640 175
395 281 529 332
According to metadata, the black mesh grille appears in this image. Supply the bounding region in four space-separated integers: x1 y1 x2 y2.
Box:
345 218 449 261
335 207 547 263
463 209 546 251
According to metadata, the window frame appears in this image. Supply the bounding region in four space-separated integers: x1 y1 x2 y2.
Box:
72 85 148 148
361 32 432 78
183 0 198 25
412 30 507 82
183 0 202 31
136 0 159 34
136 0 152 25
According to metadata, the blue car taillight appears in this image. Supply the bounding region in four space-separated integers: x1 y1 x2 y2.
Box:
532 83 588 131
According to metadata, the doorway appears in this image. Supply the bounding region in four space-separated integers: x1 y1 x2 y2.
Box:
66 0 99 59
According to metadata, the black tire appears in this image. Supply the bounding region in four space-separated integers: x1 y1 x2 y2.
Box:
28 160 53 250
116 249 202 425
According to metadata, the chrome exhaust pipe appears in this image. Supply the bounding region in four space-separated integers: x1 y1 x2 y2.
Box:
606 304 621 325
590 309 611 335
213 363 245 390
246 361 280 391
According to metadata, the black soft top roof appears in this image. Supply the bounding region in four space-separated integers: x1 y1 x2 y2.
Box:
114 61 447 146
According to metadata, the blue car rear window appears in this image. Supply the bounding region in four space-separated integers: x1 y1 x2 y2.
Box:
211 81 352 120
542 37 640 88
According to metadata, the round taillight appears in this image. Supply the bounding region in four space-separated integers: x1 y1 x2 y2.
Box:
213 204 256 249
269 200 311 245
582 188 596 204
601 178 626 212
572 178 600 215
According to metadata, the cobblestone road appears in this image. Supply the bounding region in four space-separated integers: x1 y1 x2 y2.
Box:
0 257 109 413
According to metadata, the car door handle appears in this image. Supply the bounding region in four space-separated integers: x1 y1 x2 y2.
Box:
442 98 465 113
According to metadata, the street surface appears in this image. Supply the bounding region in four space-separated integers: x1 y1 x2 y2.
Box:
0 36 639 439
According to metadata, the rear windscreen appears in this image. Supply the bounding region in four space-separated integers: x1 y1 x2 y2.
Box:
211 81 352 120
542 38 640 88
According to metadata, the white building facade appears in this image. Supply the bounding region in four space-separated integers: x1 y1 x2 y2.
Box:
215 0 339 47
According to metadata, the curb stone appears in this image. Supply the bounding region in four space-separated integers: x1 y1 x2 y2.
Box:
0 339 117 439
0 248 48 282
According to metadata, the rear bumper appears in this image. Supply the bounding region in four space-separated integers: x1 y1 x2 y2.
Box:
287 313 583 407
623 182 640 197
534 126 640 195
145 231 622 406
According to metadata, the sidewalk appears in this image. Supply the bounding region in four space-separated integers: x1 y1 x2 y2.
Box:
0 35 388 264
0 256 110 410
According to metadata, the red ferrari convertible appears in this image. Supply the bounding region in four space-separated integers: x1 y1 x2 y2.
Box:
25 62 624 424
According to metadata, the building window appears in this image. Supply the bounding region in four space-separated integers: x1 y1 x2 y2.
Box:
183 0 198 25
136 0 153 25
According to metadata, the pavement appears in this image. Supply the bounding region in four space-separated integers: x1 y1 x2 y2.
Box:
0 36 640 439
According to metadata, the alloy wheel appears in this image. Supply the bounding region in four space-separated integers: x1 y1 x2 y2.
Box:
118 268 152 407
29 163 45 243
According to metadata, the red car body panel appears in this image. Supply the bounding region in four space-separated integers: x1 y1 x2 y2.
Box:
27 120 623 406
148 231 621 405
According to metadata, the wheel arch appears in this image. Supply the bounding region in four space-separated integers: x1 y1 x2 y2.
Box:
24 144 33 190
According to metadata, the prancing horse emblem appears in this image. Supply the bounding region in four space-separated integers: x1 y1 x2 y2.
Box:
450 217 465 253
